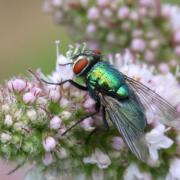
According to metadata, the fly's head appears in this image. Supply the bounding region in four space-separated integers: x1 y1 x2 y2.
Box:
66 43 102 76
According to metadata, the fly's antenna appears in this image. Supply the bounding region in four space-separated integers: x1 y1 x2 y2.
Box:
55 40 60 59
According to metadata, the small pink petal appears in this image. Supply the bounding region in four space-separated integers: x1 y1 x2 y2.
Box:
23 92 36 104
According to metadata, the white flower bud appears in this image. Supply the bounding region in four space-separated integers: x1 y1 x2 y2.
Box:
14 110 23 120
60 98 70 107
27 109 37 121
4 114 13 126
56 147 68 159
61 111 71 120
50 116 62 129
23 92 36 104
37 97 47 105
14 122 24 131
2 104 10 113
0 133 12 143
43 136 56 152
49 89 60 102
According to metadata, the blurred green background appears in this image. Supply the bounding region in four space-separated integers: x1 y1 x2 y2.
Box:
0 0 180 83
0 0 72 83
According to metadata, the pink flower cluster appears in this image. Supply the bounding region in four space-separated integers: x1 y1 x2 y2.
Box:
0 44 180 179
43 0 180 63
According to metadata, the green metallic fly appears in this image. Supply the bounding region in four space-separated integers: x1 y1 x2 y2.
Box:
42 44 180 162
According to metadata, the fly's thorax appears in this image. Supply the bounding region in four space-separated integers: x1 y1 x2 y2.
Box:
87 62 129 99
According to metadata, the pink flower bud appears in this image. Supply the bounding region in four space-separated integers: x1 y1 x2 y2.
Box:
42 153 53 166
140 0 153 7
49 89 60 102
23 92 36 104
111 137 125 150
58 126 67 135
86 24 96 33
103 8 112 18
52 0 62 7
83 97 95 109
8 79 26 92
158 63 169 74
80 117 94 131
131 38 146 52
117 6 130 19
170 59 178 67
175 46 180 56
176 103 180 114
50 116 62 129
88 7 100 20
31 87 42 96
43 136 56 152
97 0 109 7
174 31 180 44
139 7 148 16
144 50 155 62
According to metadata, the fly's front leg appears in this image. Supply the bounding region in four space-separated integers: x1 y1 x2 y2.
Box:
41 79 88 91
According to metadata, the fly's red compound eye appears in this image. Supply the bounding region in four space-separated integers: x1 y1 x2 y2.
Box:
73 57 89 75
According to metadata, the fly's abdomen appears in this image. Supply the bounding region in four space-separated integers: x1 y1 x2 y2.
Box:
87 62 129 98
116 84 129 98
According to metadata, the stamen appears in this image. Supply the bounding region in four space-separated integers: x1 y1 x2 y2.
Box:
81 42 87 52
55 40 60 59
175 66 180 77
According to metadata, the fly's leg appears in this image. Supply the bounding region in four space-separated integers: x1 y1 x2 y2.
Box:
41 79 88 91
102 106 110 130
61 101 101 136
61 111 99 136
86 106 109 144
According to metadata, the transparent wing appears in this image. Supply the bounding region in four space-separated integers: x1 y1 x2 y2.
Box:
100 95 149 162
124 75 180 128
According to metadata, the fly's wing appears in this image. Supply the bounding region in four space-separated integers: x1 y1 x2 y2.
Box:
123 75 180 128
100 94 149 162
